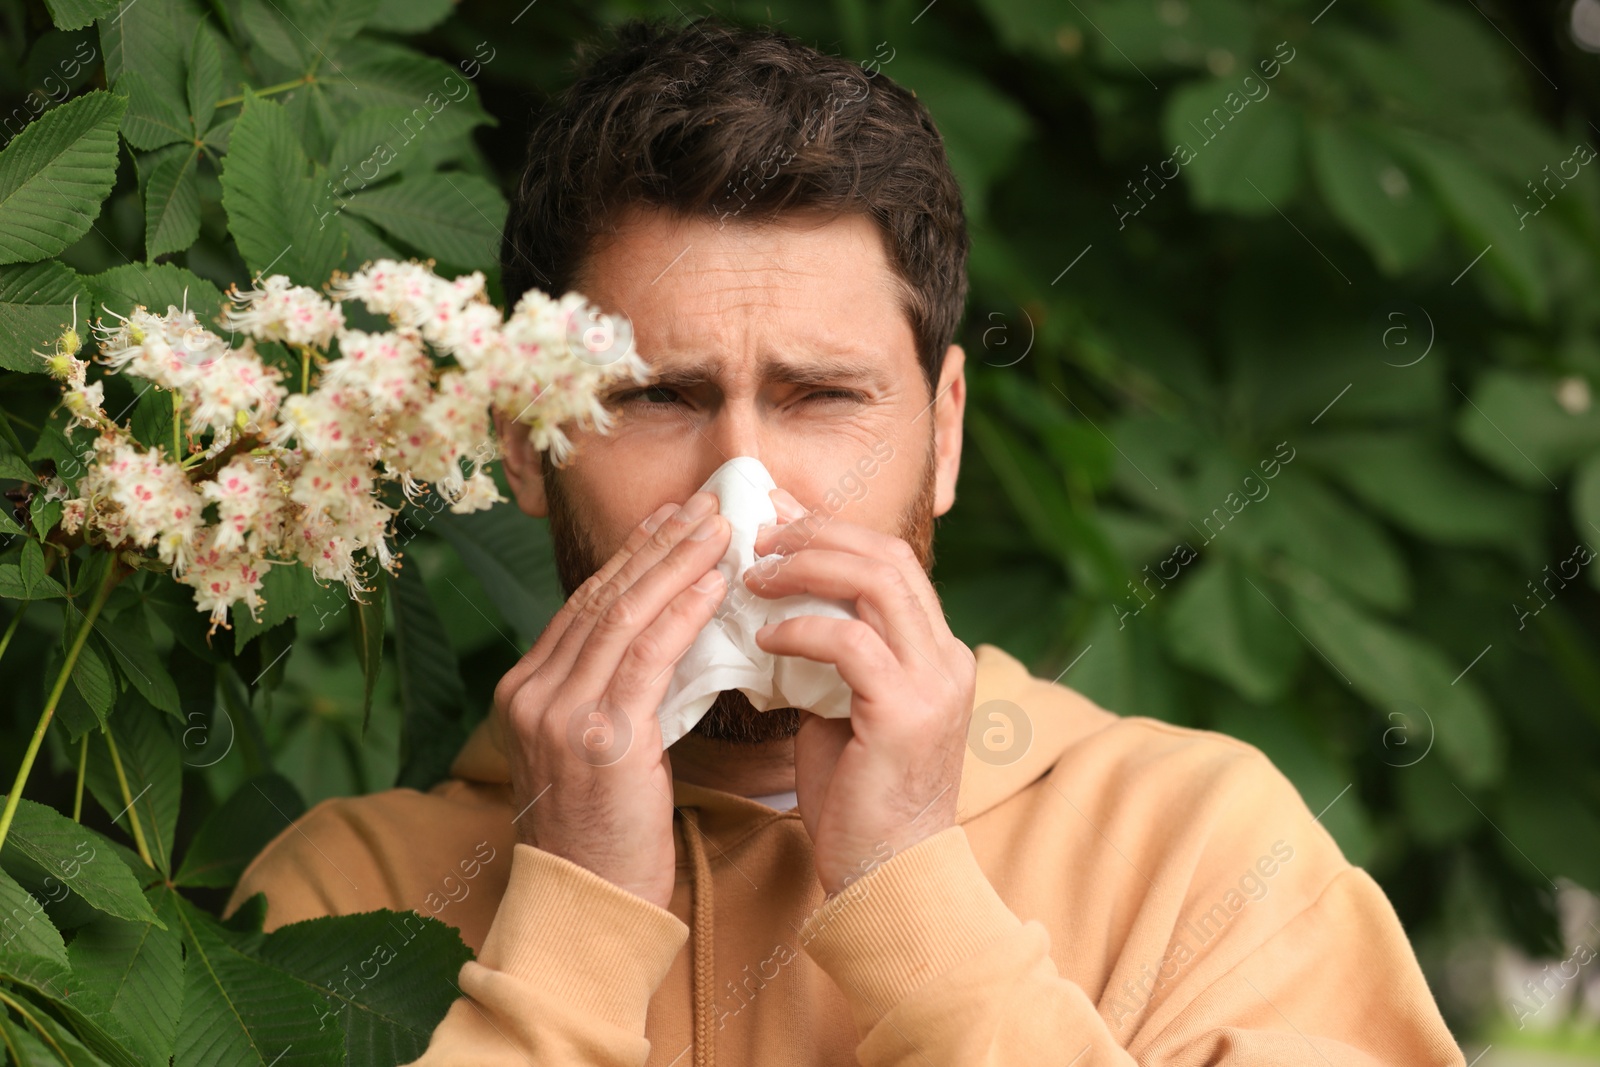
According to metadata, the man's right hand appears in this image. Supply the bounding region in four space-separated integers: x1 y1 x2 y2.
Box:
491 490 731 911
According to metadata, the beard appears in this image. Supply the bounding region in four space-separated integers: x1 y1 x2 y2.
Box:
543 441 940 745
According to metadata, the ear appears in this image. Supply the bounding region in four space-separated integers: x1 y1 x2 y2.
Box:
932 342 966 517
491 407 550 518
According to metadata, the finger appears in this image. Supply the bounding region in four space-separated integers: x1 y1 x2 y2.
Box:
754 507 941 624
598 559 731 751
769 486 807 522
745 547 937 657
498 499 679 700
542 492 721 686
562 508 732 704
754 615 908 718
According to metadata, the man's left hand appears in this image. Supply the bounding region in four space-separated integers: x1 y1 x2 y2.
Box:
744 487 975 898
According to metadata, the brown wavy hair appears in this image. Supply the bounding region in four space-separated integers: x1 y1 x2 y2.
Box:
497 15 970 400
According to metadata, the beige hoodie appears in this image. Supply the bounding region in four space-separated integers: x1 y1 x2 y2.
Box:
226 642 1468 1065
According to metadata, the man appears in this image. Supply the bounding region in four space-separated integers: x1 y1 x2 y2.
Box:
226 16 1468 1065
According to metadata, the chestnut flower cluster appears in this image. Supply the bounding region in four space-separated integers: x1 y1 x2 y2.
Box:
40 259 648 631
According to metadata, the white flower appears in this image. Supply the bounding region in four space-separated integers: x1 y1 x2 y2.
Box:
222 275 346 349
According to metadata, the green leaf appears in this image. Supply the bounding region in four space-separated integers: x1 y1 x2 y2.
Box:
66 907 184 1066
884 56 1032 226
0 541 66 600
253 909 475 1066
0 798 162 926
0 259 88 376
101 0 202 117
187 21 223 137
0 867 69 972
175 774 305 889
392 563 468 789
343 170 504 269
1164 555 1302 703
71 633 117 725
0 89 126 263
238 0 382 72
1285 577 1502 788
1573 454 1600 567
117 69 192 150
220 92 348 287
1308 119 1441 274
30 499 62 540
1396 134 1548 320
350 570 385 732
366 0 454 33
41 0 119 31
88 261 226 334
326 104 473 182
0 434 42 484
1455 370 1600 489
1163 78 1302 215
231 561 345 654
142 145 202 260
86 695 182 875
103 613 182 718
432 502 563 647
1249 473 1411 613
165 891 345 1066
1307 431 1537 554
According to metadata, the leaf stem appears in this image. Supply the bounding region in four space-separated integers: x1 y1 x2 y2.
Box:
104 727 154 869
0 602 26 668
72 734 87 823
173 392 183 460
214 75 313 109
0 555 121 855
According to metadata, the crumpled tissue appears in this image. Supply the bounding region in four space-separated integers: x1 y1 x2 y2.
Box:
655 456 857 748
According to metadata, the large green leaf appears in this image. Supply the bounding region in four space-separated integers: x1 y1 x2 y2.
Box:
165 891 345 1067
1163 77 1302 215
366 0 454 33
1285 577 1502 788
117 69 192 151
85 695 182 876
343 171 505 270
67 905 184 1066
175 774 305 889
0 90 127 264
432 503 563 648
1455 370 1600 489
100 610 183 719
0 867 69 973
238 0 383 73
1164 555 1302 703
252 910 475 1066
143 145 203 261
187 21 224 138
391 563 468 789
1398 134 1548 320
87 262 226 335
1308 119 1442 274
0 798 162 926
220 92 348 287
0 541 66 600
41 0 119 30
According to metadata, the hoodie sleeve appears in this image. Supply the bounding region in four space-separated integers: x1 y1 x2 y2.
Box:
403 843 689 1066
797 763 1467 1065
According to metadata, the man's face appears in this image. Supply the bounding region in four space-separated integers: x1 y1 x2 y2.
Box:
497 205 966 744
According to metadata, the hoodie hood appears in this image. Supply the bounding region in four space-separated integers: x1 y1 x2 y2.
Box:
445 641 1108 825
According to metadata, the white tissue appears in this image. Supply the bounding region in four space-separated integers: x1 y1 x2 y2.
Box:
655 457 857 748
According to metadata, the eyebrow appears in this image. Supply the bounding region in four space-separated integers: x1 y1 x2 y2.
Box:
635 355 893 392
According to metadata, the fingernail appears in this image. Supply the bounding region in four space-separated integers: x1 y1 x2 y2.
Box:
643 503 675 533
688 514 721 541
693 570 723 592
676 491 716 523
